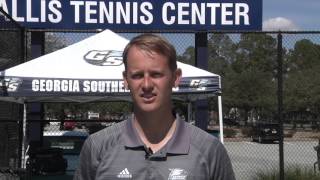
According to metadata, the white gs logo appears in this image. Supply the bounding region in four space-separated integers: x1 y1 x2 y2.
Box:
190 79 208 91
0 78 21 92
84 50 123 66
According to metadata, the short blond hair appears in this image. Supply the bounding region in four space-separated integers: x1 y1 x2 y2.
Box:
123 34 177 72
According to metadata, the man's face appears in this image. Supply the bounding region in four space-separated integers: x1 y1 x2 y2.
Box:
123 46 181 113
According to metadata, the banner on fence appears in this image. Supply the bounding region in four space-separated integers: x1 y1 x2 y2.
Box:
0 0 262 30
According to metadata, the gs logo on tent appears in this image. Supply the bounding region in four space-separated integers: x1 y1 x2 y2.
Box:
84 50 123 66
0 78 22 92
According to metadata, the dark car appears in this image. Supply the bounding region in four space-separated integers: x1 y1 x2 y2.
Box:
251 123 280 143
42 130 89 176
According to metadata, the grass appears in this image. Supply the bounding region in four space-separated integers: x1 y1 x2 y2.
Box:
252 166 320 180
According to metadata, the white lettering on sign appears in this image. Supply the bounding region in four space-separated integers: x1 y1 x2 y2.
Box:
235 3 249 25
31 79 130 93
140 2 153 24
0 1 252 27
48 0 62 23
70 1 83 23
32 79 80 92
178 3 189 25
191 3 205 25
162 2 249 25
0 0 62 23
12 0 24 22
221 3 233 25
0 0 9 14
207 3 220 25
70 1 153 25
85 1 97 23
82 80 129 93
162 2 175 25
27 0 38 22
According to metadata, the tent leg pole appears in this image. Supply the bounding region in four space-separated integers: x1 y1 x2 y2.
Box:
218 96 224 143
21 103 27 168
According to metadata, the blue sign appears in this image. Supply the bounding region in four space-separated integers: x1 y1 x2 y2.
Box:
0 0 262 30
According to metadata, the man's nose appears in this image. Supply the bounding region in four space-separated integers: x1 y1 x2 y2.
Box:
142 76 153 91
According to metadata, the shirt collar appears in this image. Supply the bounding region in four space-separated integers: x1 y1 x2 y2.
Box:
122 116 191 154
123 115 144 148
166 117 191 155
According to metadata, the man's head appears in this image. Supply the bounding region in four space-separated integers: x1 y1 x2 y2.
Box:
122 34 181 113
123 34 177 73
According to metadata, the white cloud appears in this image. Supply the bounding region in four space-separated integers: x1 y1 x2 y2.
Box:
263 17 300 31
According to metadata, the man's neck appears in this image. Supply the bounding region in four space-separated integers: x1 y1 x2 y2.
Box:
133 110 176 152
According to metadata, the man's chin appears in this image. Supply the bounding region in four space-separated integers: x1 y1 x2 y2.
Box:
136 104 159 113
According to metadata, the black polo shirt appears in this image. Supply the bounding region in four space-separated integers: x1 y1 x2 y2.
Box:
74 118 235 180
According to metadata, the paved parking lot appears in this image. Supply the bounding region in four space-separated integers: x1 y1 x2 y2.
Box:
44 125 319 179
225 140 318 180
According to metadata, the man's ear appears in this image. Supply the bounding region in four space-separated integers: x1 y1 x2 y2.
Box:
123 71 129 90
173 68 182 88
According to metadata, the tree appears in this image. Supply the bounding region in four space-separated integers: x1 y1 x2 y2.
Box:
284 39 320 117
207 34 237 114
177 33 280 123
45 32 68 54
225 34 278 122
177 46 195 65
208 33 237 75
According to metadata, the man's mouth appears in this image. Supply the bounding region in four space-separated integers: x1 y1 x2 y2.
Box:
140 93 156 102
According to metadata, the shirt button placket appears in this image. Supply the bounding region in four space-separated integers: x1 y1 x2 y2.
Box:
148 163 157 180
146 158 153 179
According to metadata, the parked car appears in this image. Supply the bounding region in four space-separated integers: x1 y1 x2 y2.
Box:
42 130 89 173
251 123 280 143
26 147 67 175
43 130 89 154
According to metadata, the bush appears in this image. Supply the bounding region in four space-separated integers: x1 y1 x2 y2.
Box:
223 128 237 138
241 127 253 137
252 166 320 180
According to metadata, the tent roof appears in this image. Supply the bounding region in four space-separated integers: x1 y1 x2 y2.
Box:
0 30 221 103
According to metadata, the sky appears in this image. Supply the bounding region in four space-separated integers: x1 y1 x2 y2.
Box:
263 0 320 31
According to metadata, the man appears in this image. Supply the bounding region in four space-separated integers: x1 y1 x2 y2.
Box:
74 34 235 180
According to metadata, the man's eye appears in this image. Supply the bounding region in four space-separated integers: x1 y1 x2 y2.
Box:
131 74 143 79
152 73 163 78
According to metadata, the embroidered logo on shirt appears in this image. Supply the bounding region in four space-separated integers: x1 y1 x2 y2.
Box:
168 168 188 180
117 168 132 179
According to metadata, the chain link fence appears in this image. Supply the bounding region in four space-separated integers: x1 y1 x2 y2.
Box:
205 32 320 179
0 8 24 174
282 33 320 177
1 26 320 179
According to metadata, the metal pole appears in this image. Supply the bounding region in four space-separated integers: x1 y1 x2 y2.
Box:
218 96 224 143
18 28 26 168
20 104 27 168
194 32 209 130
277 32 284 180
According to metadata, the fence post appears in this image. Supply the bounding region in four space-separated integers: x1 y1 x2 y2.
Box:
18 27 26 168
194 32 209 131
277 32 284 180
